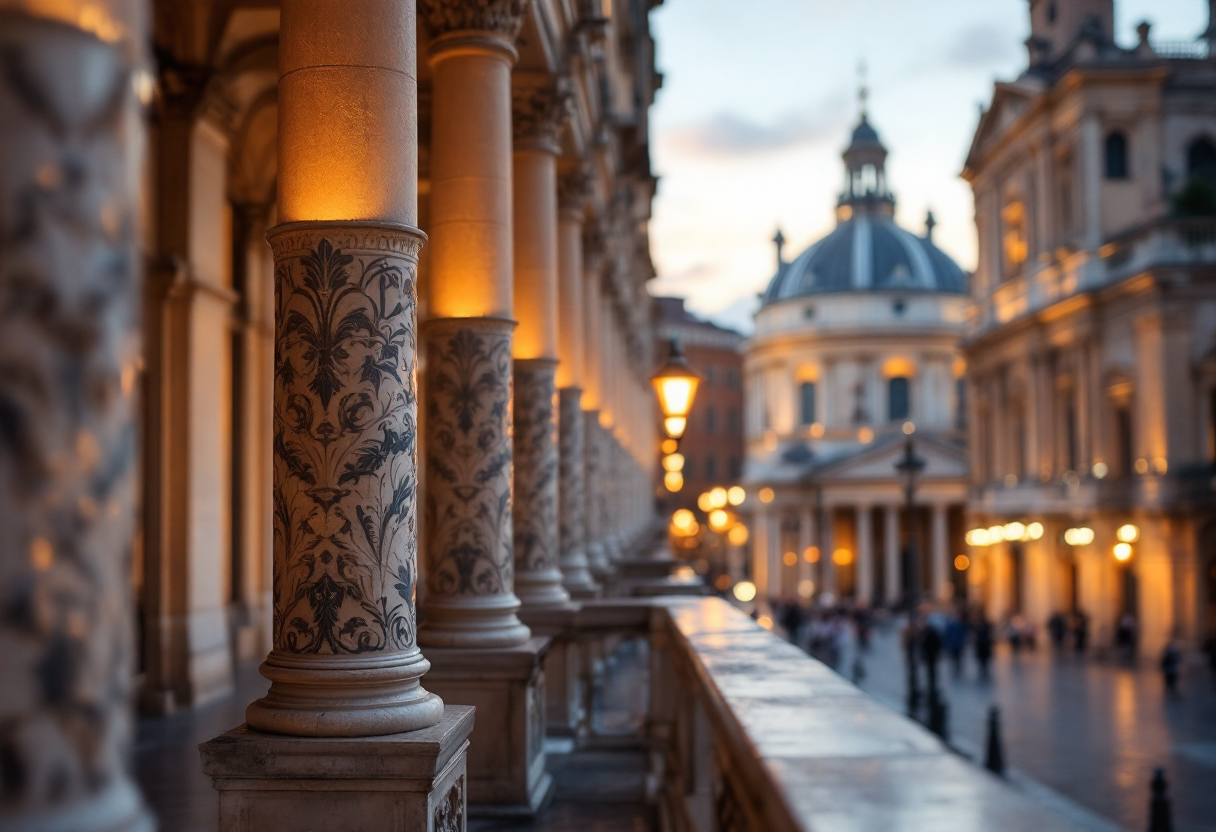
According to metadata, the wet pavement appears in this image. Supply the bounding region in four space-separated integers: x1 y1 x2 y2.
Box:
849 620 1216 832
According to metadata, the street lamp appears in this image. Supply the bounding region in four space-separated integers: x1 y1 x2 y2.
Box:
894 437 927 608
651 339 701 439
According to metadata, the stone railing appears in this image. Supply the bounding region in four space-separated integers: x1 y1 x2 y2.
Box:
584 595 1080 831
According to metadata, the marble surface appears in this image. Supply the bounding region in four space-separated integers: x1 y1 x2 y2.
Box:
661 597 1077 831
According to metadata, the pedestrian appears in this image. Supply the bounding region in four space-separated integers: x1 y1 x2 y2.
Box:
1161 639 1181 695
1115 612 1137 662
1048 611 1066 651
974 618 994 679
1204 635 1216 677
1073 610 1089 655
1007 615 1023 654
921 620 943 698
944 614 966 677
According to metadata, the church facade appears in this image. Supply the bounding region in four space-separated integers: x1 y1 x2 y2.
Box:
742 110 971 608
962 0 1216 656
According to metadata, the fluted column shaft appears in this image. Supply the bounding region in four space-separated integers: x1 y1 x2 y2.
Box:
0 6 152 829
510 84 571 610
246 0 442 737
417 6 530 649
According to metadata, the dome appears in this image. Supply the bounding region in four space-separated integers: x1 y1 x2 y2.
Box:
762 214 967 304
761 111 968 306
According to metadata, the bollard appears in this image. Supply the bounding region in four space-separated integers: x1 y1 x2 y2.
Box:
1148 768 1173 832
984 706 1004 775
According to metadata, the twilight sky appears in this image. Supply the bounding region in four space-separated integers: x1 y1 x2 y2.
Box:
645 0 1209 333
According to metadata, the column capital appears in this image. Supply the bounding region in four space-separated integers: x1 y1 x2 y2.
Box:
558 165 594 219
419 0 530 39
512 78 571 152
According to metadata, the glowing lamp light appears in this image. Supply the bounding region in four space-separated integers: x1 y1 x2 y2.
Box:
1116 524 1140 543
758 487 775 503
1063 527 1095 546
709 487 728 509
1027 522 1044 540
661 453 685 473
1092 461 1108 479
1003 522 1026 541
965 528 990 547
902 421 916 435
804 546 820 563
727 524 749 546
651 339 701 439
733 580 757 602
713 574 733 591
782 551 797 566
727 486 745 506
1113 542 1133 562
757 615 774 630
697 492 713 512
987 525 1006 543
797 579 815 599
832 548 853 565
708 509 730 531
858 427 875 443
672 509 695 531
954 554 970 570
664 471 684 492
661 438 678 455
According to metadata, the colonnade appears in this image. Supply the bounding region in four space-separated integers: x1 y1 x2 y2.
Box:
751 499 959 605
1 0 660 829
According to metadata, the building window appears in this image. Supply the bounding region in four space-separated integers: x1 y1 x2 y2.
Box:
729 456 741 478
705 405 717 433
705 366 717 386
955 378 967 429
799 382 817 425
726 368 739 389
1065 401 1078 472
1105 131 1129 179
1187 136 1216 180
728 407 740 433
705 455 717 478
1001 196 1028 277
888 376 910 422
1116 407 1133 477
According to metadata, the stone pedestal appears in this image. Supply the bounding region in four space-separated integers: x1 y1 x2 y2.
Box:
520 606 585 738
422 638 555 815
199 706 474 832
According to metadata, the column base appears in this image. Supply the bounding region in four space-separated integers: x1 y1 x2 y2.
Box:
199 706 473 832
520 605 585 738
423 637 555 816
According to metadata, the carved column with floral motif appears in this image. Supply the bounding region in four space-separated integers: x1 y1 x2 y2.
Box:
0 4 152 830
414 0 554 814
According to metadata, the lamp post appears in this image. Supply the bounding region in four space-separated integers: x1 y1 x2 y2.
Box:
895 437 927 608
651 338 702 440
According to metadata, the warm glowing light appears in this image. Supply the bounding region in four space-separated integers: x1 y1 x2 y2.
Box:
1004 474 1019 488
1153 457 1168 474
1064 527 1095 546
1113 542 1133 562
882 356 916 378
858 427 874 443
661 438 678 454
697 492 714 512
804 546 820 563
1003 522 1026 541
782 551 797 566
757 615 773 630
1116 524 1139 543
652 340 701 439
672 509 695 531
758 487 775 503
664 416 687 438
902 421 916 435
797 579 815 598
727 525 749 546
733 581 757 602
714 574 733 591
832 548 853 565
954 554 970 570
1092 461 1108 479
661 453 685 473
810 422 825 438
987 525 1006 543
727 486 745 506
1134 458 1149 475
709 487 728 508
763 430 778 451
674 565 697 580
1027 522 1044 540
708 510 730 531
965 528 990 547
664 472 684 492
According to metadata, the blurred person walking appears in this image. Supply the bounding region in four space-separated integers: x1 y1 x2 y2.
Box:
974 617 994 679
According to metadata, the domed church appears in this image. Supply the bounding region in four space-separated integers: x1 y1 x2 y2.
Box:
741 105 971 609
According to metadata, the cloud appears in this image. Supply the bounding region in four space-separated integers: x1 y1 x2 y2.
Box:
943 22 1022 68
662 91 852 157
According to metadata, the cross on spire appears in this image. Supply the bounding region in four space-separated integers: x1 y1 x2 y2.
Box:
858 60 868 119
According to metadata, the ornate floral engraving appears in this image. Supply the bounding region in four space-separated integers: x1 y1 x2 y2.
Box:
512 360 559 576
556 388 594 588
582 411 609 574
269 226 423 656
418 0 529 38
422 319 515 597
526 674 545 765
0 12 149 824
433 774 465 832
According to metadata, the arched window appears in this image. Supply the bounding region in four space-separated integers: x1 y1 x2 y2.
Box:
799 382 817 426
888 376 910 422
1104 131 1129 179
1187 136 1216 180
1001 196 1028 277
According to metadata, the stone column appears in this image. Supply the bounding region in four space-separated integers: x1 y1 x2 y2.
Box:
884 505 901 604
511 81 571 611
555 171 597 596
414 1 552 814
582 261 611 578
798 508 815 596
931 504 950 601
751 508 770 595
820 507 837 596
0 5 152 830
856 505 874 604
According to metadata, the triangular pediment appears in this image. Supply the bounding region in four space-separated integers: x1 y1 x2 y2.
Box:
965 78 1044 174
813 434 968 482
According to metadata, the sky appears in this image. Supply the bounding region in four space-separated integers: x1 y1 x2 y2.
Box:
645 0 1210 333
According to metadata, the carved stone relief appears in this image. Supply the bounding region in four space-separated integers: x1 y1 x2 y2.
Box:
556 388 595 592
512 360 559 576
418 0 529 38
267 224 424 657
433 774 465 832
